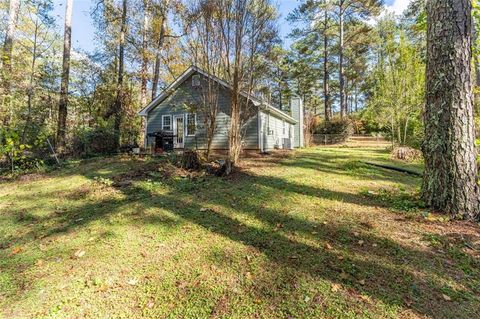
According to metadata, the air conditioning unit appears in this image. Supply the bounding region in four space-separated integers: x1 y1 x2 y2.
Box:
283 138 292 149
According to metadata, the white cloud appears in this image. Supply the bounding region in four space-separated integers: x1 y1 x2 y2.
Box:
367 0 413 25
385 0 412 16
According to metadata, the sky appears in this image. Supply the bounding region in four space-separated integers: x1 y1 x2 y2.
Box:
51 0 413 54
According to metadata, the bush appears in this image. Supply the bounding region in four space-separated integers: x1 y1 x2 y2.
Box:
315 118 354 137
0 128 52 174
71 127 118 157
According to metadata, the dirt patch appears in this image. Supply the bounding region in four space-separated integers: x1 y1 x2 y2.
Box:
110 159 207 188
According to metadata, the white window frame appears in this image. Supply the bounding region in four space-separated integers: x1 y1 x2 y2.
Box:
282 119 286 136
192 75 201 87
186 113 197 136
267 113 272 135
162 115 172 130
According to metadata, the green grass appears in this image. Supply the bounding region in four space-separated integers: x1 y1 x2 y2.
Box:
1 145 479 318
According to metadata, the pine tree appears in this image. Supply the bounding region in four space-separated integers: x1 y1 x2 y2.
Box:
423 0 480 220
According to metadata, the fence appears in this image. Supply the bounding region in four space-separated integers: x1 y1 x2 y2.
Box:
312 134 349 145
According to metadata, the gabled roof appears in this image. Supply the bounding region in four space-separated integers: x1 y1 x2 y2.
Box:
137 65 297 124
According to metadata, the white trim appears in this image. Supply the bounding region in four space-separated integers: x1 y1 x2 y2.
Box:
137 65 297 124
192 74 201 87
186 113 196 136
143 116 148 148
161 114 172 130
173 114 184 148
257 110 262 151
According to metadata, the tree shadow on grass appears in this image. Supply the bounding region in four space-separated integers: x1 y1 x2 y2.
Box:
2 163 479 318
259 148 421 187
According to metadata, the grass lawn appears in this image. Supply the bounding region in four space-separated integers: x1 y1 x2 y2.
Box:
1 143 479 318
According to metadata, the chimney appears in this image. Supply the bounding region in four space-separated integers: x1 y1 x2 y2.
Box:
290 96 304 148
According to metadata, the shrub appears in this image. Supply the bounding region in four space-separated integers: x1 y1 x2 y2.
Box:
315 118 354 137
0 128 50 174
71 127 118 157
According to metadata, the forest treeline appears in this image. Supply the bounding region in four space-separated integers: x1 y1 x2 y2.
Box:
0 0 425 167
0 0 479 173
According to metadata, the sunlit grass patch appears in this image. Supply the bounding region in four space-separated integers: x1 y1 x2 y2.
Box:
0 144 479 318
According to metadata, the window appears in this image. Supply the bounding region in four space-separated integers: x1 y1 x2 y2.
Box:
192 75 201 87
162 115 172 130
186 113 196 136
282 120 286 135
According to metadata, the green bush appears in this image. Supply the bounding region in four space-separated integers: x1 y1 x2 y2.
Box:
0 127 49 174
72 127 118 157
315 118 354 137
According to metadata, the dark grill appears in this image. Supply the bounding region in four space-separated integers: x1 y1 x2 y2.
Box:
148 130 175 151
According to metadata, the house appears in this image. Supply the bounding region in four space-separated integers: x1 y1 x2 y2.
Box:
137 66 304 152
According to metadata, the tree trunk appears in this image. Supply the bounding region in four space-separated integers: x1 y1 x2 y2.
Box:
140 0 150 106
323 9 330 122
56 0 73 150
22 12 40 143
355 85 358 113
423 0 480 220
113 0 127 149
151 2 168 100
1 0 20 126
339 7 346 119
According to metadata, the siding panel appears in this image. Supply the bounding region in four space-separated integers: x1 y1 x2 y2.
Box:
146 72 259 149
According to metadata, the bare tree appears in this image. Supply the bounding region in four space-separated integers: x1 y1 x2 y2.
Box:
56 0 74 149
221 0 278 174
184 0 224 159
423 0 480 220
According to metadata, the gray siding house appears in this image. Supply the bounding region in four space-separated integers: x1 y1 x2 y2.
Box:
138 66 304 152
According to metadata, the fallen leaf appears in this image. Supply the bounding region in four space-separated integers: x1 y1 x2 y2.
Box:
146 300 155 309
325 243 333 250
331 283 341 292
353 232 360 237
74 250 85 258
11 246 22 255
442 294 452 301
358 279 366 286
358 240 364 246
127 278 138 286
35 259 45 267
200 207 209 212
372 243 378 248
337 255 344 261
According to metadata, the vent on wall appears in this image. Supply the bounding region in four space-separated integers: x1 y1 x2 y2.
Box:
192 75 201 87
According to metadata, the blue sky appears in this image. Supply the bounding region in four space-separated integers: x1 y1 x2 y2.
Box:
52 0 410 53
